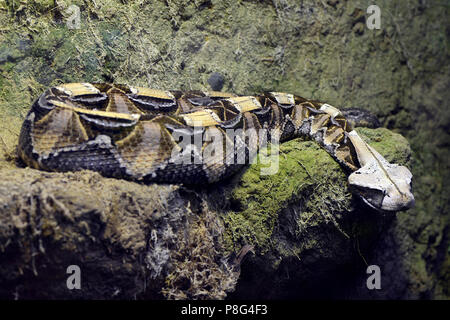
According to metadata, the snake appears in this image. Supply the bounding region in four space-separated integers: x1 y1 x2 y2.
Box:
17 83 415 212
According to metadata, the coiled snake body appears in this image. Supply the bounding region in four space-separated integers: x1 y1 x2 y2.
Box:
17 83 415 212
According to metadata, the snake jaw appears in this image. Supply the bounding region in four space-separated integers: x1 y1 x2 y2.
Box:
347 130 415 212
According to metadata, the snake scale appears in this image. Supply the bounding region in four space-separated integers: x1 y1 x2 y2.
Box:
17 83 415 212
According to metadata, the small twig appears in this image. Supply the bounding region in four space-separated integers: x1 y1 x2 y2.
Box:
0 135 15 161
233 244 254 267
356 236 368 267
296 159 313 180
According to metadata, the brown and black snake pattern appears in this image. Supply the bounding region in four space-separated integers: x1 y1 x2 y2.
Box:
18 83 361 185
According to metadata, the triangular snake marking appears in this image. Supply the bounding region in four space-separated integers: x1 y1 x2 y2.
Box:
18 83 415 212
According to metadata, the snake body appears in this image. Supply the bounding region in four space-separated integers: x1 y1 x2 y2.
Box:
17 83 415 212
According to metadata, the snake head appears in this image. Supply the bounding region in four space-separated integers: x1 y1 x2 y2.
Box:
347 130 415 212
348 161 415 212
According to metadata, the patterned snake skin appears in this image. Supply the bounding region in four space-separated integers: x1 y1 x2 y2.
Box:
17 83 415 212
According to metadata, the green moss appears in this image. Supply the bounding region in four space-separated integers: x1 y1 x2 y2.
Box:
223 140 341 252
222 127 412 254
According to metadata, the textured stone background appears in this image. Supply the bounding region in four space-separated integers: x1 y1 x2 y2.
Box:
0 0 448 299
